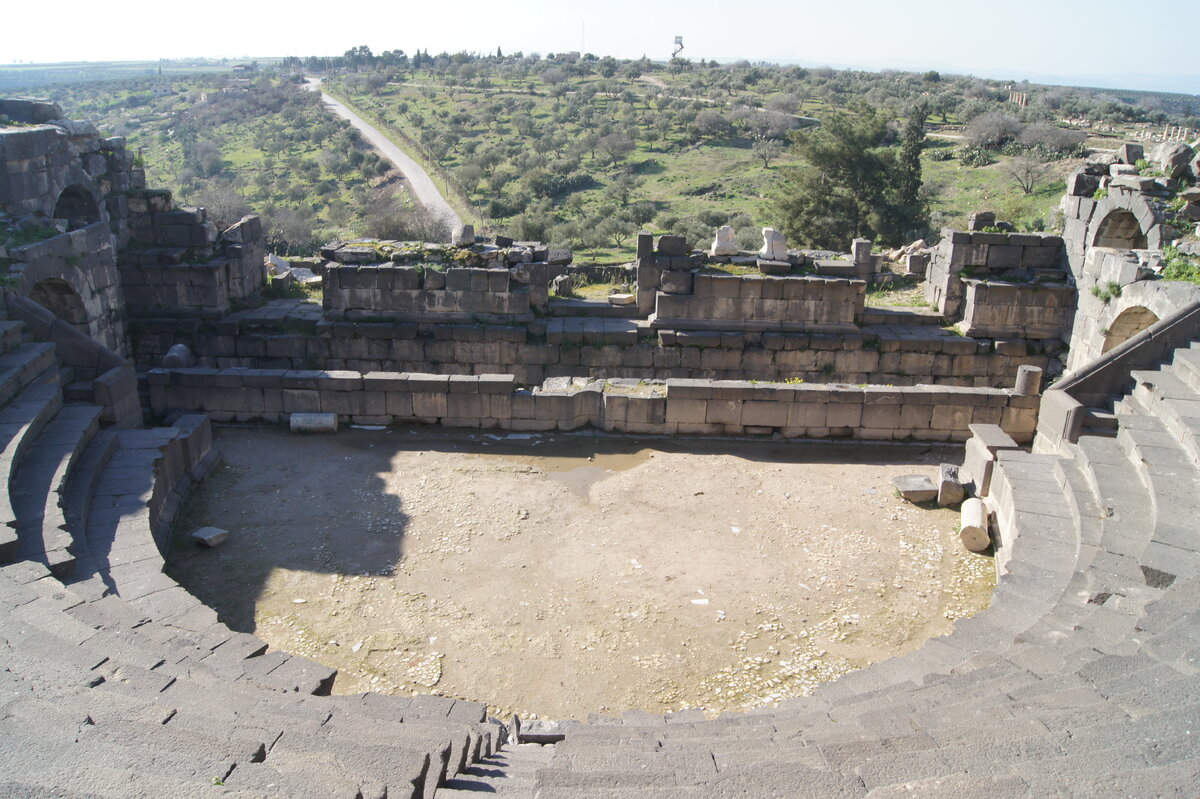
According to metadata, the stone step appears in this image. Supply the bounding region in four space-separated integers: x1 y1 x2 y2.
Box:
0 767 288 799
864 774 1031 798
1081 406 1119 435
1114 415 1200 581
546 299 642 319
8 403 102 576
545 316 643 346
221 757 367 799
0 374 63 560
0 341 56 407
1169 341 1200 395
436 744 556 797
1075 434 1155 561
58 430 119 593
1129 367 1200 469
1 570 457 798
63 379 94 402
0 320 25 355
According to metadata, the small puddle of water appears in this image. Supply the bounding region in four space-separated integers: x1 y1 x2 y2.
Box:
474 441 654 498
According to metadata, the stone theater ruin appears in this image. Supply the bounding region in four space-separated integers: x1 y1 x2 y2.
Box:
2 95 1200 796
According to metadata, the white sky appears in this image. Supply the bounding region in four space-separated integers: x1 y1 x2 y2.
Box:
5 0 1197 94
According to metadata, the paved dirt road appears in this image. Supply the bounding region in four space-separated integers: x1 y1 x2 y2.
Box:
170 426 994 720
306 77 462 231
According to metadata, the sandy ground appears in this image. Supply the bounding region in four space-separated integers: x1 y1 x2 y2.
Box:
168 426 994 720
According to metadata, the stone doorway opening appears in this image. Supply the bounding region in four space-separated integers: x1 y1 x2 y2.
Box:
1092 209 1147 250
29 278 89 334
1103 305 1159 353
52 184 101 230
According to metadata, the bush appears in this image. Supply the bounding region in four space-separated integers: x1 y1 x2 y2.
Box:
959 145 995 167
927 148 954 162
1163 246 1200 285
1019 122 1087 157
965 111 1023 149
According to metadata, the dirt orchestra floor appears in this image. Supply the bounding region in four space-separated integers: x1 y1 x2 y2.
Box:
169 425 995 720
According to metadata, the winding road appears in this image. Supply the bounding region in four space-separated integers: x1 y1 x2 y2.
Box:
305 77 462 231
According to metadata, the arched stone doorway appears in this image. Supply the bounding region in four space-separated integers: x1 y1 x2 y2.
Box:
1102 305 1159 353
1092 209 1147 250
29 279 89 334
52 185 101 230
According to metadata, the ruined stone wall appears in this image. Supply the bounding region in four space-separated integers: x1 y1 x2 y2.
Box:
1061 164 1175 281
635 233 866 329
1065 247 1200 372
5 222 127 354
925 229 1067 319
958 280 1075 340
1 100 267 355
118 195 265 317
1057 148 1199 372
652 273 863 332
323 264 532 322
147 369 1041 443
0 105 144 232
0 104 148 356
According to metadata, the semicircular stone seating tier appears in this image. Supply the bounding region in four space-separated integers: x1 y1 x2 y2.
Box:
1 306 1199 797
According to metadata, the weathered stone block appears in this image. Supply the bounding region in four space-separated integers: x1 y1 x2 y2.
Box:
282 389 320 413
412 392 448 418
826 401 862 428
706 399 742 425
741 400 787 427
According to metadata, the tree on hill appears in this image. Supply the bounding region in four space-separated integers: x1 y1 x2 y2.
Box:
752 137 784 168
772 104 928 249
1001 155 1051 195
884 101 930 243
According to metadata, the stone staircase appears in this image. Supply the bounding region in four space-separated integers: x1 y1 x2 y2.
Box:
0 312 507 798
438 742 555 796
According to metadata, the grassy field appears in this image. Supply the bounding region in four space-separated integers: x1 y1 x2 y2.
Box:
921 142 1073 233
329 64 1090 262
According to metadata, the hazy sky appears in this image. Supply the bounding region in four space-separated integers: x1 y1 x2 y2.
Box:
6 0 1197 94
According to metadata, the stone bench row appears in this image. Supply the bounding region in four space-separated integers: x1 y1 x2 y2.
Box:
325 264 514 293
654 295 861 331
132 328 1048 391
146 369 1042 443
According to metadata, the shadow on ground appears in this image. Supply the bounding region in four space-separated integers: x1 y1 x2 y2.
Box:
165 424 959 634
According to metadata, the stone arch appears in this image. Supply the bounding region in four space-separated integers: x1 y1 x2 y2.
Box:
1102 305 1158 353
1065 279 1200 373
52 184 101 230
1092 209 1147 250
1083 190 1168 254
28 279 89 333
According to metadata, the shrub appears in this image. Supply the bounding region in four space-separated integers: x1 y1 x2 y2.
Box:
1163 246 1200 285
964 111 1023 149
959 145 994 167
